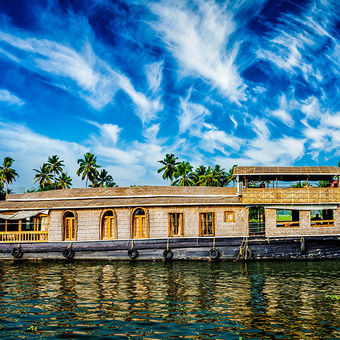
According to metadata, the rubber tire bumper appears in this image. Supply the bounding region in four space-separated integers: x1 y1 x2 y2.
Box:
163 249 173 261
11 247 23 259
63 248 75 260
128 248 139 259
208 248 220 260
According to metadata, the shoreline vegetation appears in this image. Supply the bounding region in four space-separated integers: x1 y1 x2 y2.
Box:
0 153 340 199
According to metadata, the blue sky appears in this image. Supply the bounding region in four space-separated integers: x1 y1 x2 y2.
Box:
0 0 339 191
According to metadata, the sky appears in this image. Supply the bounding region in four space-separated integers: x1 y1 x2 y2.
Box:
0 0 339 192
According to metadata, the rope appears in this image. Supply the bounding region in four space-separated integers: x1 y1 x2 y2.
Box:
167 238 169 251
67 242 72 249
234 237 248 262
213 237 216 249
131 239 134 250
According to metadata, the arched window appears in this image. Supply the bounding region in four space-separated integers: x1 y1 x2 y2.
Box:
132 208 148 239
101 210 116 239
63 211 76 241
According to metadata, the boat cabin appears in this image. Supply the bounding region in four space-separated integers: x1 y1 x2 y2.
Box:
0 166 339 243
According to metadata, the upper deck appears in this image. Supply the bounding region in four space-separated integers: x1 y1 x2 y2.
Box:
234 166 340 205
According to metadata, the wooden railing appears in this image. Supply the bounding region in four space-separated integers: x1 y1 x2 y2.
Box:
311 220 334 227
242 187 340 204
276 221 300 227
0 231 49 242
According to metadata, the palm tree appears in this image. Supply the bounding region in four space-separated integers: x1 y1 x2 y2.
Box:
57 172 72 189
158 154 179 184
172 161 195 186
47 155 65 189
193 165 207 184
224 165 237 187
33 163 52 189
0 157 19 195
94 169 116 187
196 166 221 187
77 152 101 188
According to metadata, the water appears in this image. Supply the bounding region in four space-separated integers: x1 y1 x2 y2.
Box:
0 260 339 339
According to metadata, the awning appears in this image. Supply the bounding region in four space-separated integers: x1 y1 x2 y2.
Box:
0 210 49 220
263 205 337 211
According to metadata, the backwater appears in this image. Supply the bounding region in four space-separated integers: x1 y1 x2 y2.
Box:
0 260 339 339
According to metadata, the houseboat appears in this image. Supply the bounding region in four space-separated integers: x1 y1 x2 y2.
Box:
0 166 339 260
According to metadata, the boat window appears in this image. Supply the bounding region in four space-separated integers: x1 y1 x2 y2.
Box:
224 211 235 222
101 210 116 239
276 210 299 227
311 209 334 227
199 212 215 236
132 208 148 238
63 211 76 241
169 213 183 237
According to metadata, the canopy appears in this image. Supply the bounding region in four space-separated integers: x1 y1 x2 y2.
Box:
234 166 340 182
0 210 49 220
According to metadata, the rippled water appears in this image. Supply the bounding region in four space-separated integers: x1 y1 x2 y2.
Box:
0 260 339 339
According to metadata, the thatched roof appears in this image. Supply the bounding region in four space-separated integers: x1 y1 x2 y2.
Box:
233 166 340 181
0 186 240 211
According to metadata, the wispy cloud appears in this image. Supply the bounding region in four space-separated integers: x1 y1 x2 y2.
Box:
150 0 246 103
0 89 24 106
0 28 163 122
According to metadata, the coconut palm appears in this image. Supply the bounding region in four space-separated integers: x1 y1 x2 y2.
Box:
224 165 237 186
193 165 207 184
33 163 52 189
196 166 221 187
172 161 195 186
0 157 19 195
47 155 65 189
158 154 179 184
94 169 117 187
57 172 72 189
77 152 101 188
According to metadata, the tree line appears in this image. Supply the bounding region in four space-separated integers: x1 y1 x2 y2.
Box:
0 152 117 198
157 153 236 186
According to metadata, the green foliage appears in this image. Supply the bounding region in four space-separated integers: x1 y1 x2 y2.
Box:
172 161 195 186
158 154 236 187
47 155 65 189
0 156 19 195
157 153 179 184
91 169 118 187
290 181 308 188
77 152 101 188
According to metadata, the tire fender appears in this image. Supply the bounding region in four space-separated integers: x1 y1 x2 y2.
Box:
63 248 75 260
208 248 220 260
163 249 173 261
11 246 23 259
128 248 139 259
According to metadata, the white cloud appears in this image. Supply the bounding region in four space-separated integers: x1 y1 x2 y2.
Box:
178 96 210 134
0 89 24 106
270 95 294 126
150 0 246 103
0 30 163 122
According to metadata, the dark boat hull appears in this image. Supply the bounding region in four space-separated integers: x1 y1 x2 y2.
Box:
0 236 339 261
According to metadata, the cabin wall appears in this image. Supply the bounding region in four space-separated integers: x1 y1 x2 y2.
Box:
265 207 340 237
48 205 248 242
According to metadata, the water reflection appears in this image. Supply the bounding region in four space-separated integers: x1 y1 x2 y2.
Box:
0 260 338 338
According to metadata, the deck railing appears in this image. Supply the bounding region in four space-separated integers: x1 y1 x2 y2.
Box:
242 187 340 204
311 220 334 227
0 231 49 242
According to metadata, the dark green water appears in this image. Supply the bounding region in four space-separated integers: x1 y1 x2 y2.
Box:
0 260 339 339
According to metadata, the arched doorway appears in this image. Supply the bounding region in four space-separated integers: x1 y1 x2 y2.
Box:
101 210 116 239
63 211 76 241
132 208 148 238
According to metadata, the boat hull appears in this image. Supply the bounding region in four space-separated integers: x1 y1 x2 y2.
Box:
0 236 339 261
